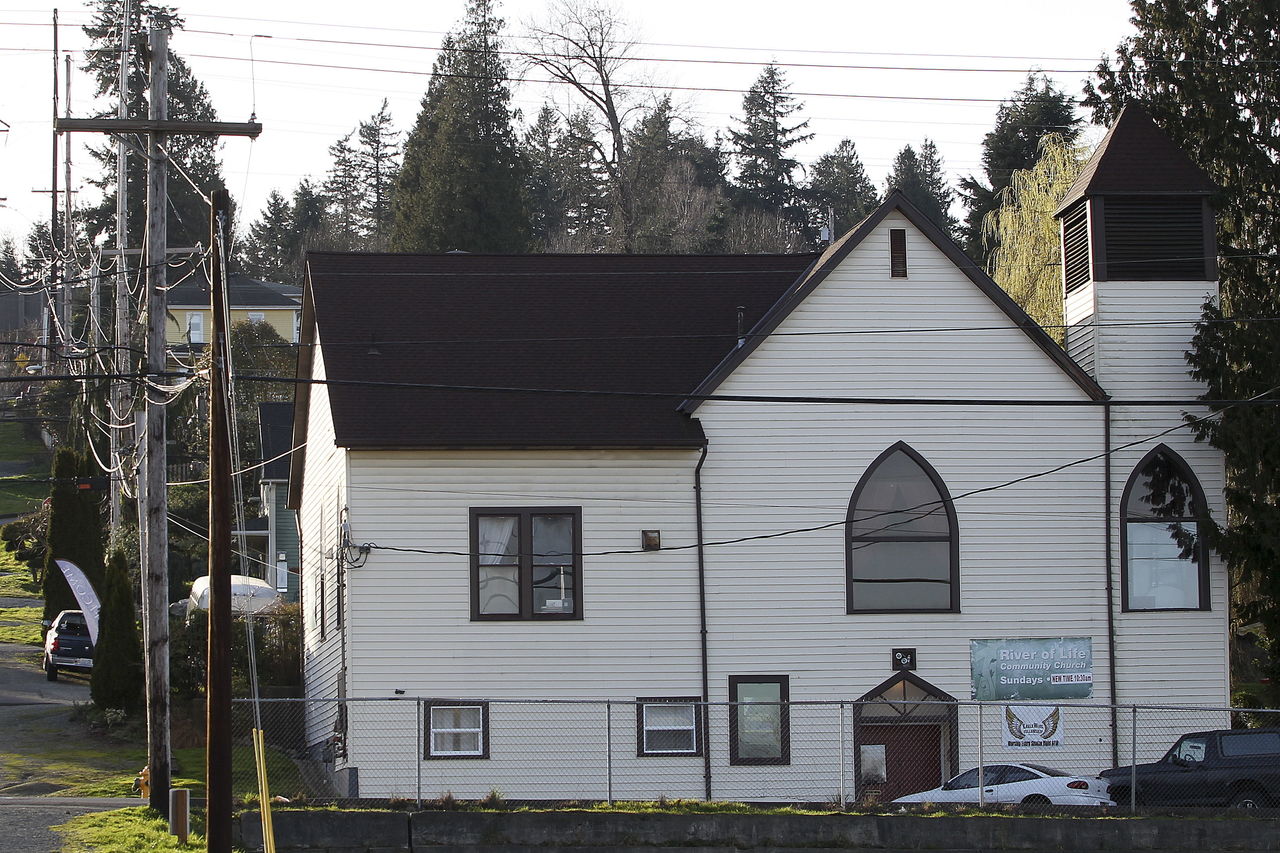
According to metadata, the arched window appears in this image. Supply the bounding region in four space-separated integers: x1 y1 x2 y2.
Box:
1122 446 1209 611
846 443 958 613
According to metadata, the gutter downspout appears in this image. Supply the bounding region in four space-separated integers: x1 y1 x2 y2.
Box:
694 443 712 801
1104 402 1120 767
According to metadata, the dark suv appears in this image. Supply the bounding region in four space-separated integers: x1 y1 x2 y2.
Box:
1102 729 1280 808
42 609 93 681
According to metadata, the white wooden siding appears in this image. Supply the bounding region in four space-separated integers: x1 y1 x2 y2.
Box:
1064 283 1097 375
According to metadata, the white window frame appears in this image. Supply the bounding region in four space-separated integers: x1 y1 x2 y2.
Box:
637 697 701 757
247 311 266 324
186 311 205 343
425 701 489 759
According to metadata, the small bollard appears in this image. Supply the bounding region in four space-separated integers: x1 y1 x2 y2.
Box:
169 787 190 843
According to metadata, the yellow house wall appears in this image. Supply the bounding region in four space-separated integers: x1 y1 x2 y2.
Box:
166 307 299 344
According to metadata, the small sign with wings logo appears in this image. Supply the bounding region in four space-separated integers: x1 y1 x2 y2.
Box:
1003 705 1064 749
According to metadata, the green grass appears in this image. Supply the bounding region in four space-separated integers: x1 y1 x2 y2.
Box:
0 475 50 516
0 567 40 598
55 807 206 853
171 742 306 802
0 603 42 645
0 705 148 797
0 420 49 464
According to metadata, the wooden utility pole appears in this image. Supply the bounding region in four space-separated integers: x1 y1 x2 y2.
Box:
54 25 261 823
109 0 132 537
142 27 171 814
206 187 234 853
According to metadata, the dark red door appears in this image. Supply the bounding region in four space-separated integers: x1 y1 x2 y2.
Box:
858 724 942 802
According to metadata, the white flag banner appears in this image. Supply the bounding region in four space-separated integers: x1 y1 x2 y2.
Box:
1003 705 1065 749
54 559 101 646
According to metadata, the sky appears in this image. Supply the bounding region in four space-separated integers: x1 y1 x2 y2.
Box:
0 0 1138 250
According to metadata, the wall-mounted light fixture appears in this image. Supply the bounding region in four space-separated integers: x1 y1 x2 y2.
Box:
641 530 661 551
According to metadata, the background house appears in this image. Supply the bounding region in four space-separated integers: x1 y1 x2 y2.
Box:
288 107 1228 802
166 272 301 347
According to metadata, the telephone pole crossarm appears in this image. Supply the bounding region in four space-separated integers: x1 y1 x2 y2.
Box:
56 118 262 137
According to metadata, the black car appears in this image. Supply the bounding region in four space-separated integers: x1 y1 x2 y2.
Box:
42 609 93 681
1102 728 1280 808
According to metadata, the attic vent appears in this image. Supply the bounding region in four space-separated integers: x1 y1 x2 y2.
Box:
1104 196 1207 280
889 229 907 277
1061 201 1090 293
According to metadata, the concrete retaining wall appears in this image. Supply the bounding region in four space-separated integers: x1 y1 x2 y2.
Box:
237 809 1280 853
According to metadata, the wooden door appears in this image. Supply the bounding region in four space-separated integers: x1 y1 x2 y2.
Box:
858 723 942 802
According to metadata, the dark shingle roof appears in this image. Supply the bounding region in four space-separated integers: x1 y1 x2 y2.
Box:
1055 103 1217 216
167 273 302 309
302 252 818 449
258 401 294 480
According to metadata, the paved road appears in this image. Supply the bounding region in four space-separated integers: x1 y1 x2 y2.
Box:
0 798 138 853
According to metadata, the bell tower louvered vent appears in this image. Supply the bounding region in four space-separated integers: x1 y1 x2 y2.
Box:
1061 201 1090 293
1103 196 1208 280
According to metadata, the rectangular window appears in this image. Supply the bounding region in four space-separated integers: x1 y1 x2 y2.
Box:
247 311 266 324
186 312 205 343
636 697 702 757
889 228 907 277
424 701 489 759
471 507 582 620
729 675 790 765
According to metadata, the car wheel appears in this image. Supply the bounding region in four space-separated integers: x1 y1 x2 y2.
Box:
44 657 57 681
1021 794 1051 805
1229 788 1267 809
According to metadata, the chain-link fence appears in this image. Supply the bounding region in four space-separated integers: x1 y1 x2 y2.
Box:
230 697 1277 811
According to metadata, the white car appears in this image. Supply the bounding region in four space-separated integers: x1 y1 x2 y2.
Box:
892 763 1115 806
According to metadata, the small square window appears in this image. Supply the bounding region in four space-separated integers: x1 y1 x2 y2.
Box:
425 701 490 759
247 311 266 324
636 697 703 757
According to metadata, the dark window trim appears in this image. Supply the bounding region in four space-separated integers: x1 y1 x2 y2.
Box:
423 699 491 760
470 506 584 621
889 228 907 277
635 696 704 758
1119 444 1211 613
845 441 960 614
728 675 790 766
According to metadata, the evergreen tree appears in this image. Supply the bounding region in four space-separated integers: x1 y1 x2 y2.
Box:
549 111 611 252
886 140 957 237
322 133 363 249
81 1 226 250
238 190 296 283
985 134 1088 339
805 139 878 240
355 100 401 250
392 0 528 253
1085 1 1280 692
42 449 105 624
90 549 143 712
729 64 814 237
959 75 1080 262
523 105 570 249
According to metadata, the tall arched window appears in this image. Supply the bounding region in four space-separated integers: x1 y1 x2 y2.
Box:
1122 445 1209 611
846 443 959 613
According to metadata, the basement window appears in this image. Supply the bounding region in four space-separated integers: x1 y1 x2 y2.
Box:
425 701 490 759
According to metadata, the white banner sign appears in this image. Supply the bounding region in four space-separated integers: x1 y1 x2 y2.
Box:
1003 705 1064 749
54 559 101 645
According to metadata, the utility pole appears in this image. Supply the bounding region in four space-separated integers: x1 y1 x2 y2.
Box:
143 27 171 814
61 53 72 346
48 10 59 352
206 187 234 853
54 25 261 822
110 0 132 537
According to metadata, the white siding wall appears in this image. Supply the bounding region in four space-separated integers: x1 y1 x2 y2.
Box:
340 449 707 799
694 212 1114 797
1094 279 1229 721
298 341 351 752
1064 283 1097 375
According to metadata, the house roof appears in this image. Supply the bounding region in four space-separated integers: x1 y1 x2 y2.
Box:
1055 103 1217 216
258 401 293 481
167 273 302 309
681 190 1107 411
297 252 820 451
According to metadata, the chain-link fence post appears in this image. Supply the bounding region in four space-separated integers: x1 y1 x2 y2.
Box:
977 702 985 807
838 702 846 808
1129 704 1138 814
416 699 423 809
605 701 614 805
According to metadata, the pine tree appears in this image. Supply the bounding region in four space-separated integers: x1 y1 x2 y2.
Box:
805 139 878 240
355 100 401 250
322 132 363 249
238 190 296 283
392 0 528 253
90 549 144 712
42 449 105 624
1085 1 1280 690
729 64 814 237
886 140 957 238
523 105 570 249
80 1 226 250
985 134 1088 338
959 75 1081 263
